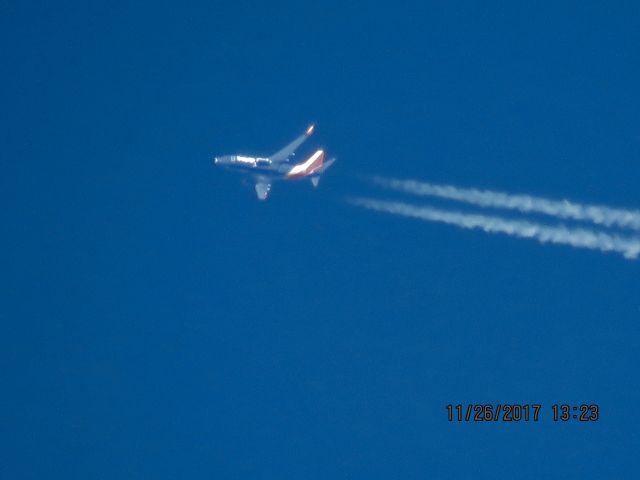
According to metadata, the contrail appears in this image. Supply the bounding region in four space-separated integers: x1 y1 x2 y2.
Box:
348 197 640 259
370 176 640 231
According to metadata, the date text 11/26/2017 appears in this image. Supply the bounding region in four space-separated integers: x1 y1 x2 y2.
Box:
446 404 599 422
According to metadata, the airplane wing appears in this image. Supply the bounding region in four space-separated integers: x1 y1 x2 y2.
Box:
269 124 315 163
255 181 271 200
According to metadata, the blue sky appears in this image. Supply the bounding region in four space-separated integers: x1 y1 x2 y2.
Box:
3 1 640 478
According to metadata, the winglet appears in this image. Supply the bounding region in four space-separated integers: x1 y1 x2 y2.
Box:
306 124 315 136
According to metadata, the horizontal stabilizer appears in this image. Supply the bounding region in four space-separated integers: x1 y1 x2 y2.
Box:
309 157 336 188
319 157 336 173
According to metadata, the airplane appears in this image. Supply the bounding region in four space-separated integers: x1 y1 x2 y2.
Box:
213 124 336 200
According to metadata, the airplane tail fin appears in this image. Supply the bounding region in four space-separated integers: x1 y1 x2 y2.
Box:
286 149 325 178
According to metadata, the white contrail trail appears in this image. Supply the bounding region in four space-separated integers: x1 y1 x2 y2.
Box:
348 197 640 259
370 176 640 231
